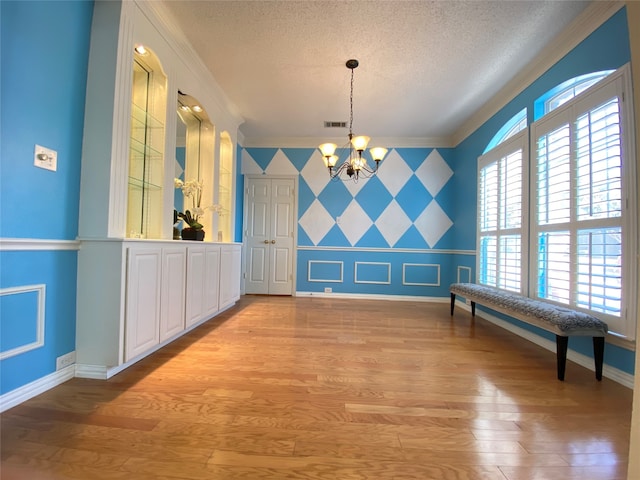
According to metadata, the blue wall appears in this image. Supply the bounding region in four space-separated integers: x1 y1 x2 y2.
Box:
0 1 94 395
235 142 244 243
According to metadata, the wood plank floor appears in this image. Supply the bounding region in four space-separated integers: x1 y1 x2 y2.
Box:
1 295 633 479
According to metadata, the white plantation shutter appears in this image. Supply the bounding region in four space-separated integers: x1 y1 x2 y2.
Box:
477 130 527 293
575 98 622 221
531 71 632 336
537 124 571 225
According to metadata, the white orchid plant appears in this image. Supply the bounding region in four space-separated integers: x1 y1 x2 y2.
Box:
174 178 222 230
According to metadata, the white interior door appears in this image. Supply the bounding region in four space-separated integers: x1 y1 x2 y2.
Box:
245 177 295 295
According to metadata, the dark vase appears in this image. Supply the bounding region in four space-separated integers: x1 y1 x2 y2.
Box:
181 227 205 241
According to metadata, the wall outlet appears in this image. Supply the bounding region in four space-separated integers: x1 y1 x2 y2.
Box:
324 287 332 293
56 351 76 370
465 299 471 305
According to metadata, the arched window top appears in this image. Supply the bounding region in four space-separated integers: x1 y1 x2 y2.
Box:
534 70 614 120
484 108 527 154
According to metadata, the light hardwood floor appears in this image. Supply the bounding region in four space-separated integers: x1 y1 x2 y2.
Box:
1 295 633 479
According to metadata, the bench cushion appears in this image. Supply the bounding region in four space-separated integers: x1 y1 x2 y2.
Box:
450 283 608 336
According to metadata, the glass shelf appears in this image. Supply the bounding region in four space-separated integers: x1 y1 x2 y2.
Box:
128 176 162 191
131 103 164 130
129 137 164 162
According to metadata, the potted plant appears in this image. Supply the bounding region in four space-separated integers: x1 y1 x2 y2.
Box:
174 178 221 241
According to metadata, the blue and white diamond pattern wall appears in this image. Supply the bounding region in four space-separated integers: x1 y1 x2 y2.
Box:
300 150 330 196
376 199 412 247
318 181 352 219
241 146 455 248
376 149 413 197
299 199 334 245
394 175 432 222
174 158 184 179
355 176 392 222
339 200 373 246
265 149 298 175
415 200 454 247
241 149 264 175
416 149 453 196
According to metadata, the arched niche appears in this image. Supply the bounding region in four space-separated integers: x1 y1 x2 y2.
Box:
175 91 216 239
127 45 167 239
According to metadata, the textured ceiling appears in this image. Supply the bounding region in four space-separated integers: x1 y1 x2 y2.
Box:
161 0 592 145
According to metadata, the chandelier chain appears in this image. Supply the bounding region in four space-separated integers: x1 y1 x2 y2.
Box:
349 68 354 137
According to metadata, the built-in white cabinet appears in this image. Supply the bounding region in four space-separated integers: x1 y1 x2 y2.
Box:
75 1 244 380
203 246 221 318
126 245 187 360
160 247 187 341
125 247 162 361
185 246 206 327
186 245 221 328
76 241 240 379
220 244 242 310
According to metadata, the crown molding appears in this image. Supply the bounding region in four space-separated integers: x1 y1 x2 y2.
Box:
241 136 454 149
452 0 625 147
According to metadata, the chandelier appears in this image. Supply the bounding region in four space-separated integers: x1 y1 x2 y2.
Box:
319 59 387 181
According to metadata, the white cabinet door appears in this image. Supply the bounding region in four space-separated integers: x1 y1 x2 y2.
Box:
160 247 186 342
229 245 241 302
203 245 221 318
220 244 242 309
125 247 161 361
185 246 206 328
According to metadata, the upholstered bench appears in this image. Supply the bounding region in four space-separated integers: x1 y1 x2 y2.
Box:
449 283 608 381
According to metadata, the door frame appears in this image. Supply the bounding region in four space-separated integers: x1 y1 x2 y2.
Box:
242 175 298 296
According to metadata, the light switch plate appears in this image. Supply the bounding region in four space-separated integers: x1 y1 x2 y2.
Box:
34 145 57 171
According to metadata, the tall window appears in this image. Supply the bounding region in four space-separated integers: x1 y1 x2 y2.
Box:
477 65 636 339
531 69 634 337
477 131 528 293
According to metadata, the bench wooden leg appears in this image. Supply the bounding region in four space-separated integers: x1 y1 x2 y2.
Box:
450 293 456 315
471 301 476 316
556 335 568 381
593 336 604 381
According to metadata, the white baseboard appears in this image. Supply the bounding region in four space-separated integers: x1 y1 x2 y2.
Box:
0 365 75 413
75 364 111 380
296 291 449 303
455 300 635 389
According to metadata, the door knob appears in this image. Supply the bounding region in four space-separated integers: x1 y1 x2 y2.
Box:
271 240 276 244
263 240 269 244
